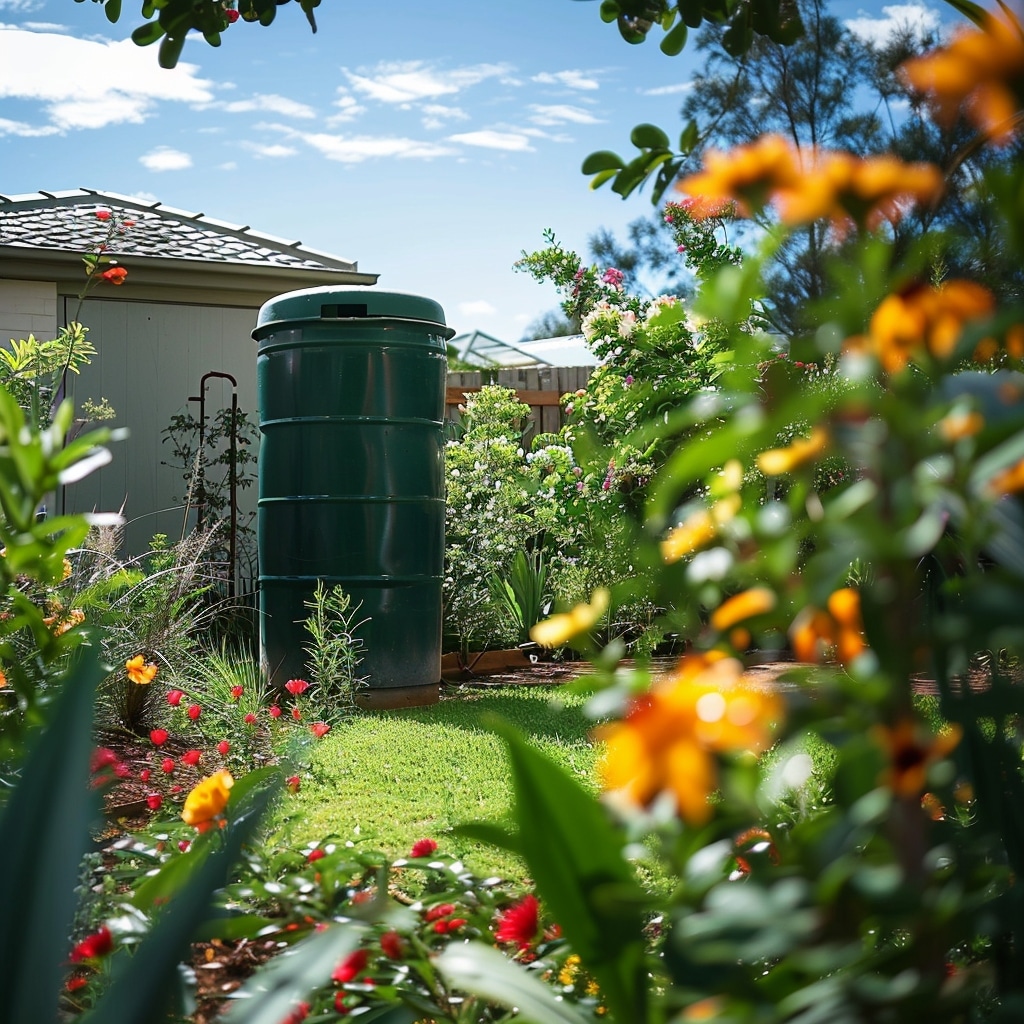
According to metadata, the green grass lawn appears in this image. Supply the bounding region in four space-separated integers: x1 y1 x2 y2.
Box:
270 685 599 882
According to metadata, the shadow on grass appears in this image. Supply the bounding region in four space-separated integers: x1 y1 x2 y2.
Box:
381 687 594 746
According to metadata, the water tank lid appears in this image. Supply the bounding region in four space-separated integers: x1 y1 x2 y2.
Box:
254 286 453 339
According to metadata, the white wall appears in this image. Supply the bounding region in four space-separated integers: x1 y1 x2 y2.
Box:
0 279 58 343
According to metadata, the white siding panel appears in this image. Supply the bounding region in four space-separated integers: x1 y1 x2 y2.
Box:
63 298 259 558
0 279 57 343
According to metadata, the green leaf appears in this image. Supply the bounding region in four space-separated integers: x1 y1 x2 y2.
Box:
589 168 621 191
679 118 699 153
453 820 522 856
630 122 670 150
491 721 650 1024
676 0 704 28
157 30 187 68
581 150 625 174
660 19 688 54
600 0 621 22
436 942 592 1024
0 645 106 1024
104 0 122 22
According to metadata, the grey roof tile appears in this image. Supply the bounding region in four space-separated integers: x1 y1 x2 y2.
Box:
0 188 360 273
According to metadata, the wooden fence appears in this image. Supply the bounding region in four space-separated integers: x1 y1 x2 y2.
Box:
446 366 593 447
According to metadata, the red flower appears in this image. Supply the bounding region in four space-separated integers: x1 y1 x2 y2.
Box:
447 917 467 930
178 839 191 852
122 219 136 227
140 769 151 782
334 992 349 1014
90 747 118 773
280 1001 310 1024
66 975 88 992
495 895 539 951
310 722 330 739
166 689 185 706
225 7 240 22
146 793 163 811
187 704 202 721
291 706 302 722
149 728 168 746
114 762 131 777
307 848 325 863
286 774 301 792
217 739 231 755
100 266 128 285
425 903 456 922
161 757 175 774
269 705 282 719
182 749 202 766
380 930 403 959
170 784 182 793
285 678 310 695
410 837 437 858
244 712 257 725
95 210 111 221
230 685 244 699
433 920 449 934
70 926 113 962
332 949 368 984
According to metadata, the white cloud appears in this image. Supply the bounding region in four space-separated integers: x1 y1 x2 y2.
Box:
528 104 603 126
22 21 68 32
641 82 693 96
241 141 298 158
448 129 534 152
458 299 497 317
0 0 43 10
421 103 469 129
216 94 316 118
293 131 457 163
139 146 193 171
845 3 940 46
343 60 512 104
0 115 58 136
532 69 600 91
328 93 366 124
218 162 238 171
0 25 214 131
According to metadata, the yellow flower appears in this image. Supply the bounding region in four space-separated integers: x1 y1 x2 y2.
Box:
756 427 829 476
789 588 866 666
901 13 1024 145
181 769 234 831
872 719 962 797
599 654 783 823
125 654 158 685
709 587 777 631
858 280 995 373
677 134 802 217
661 494 741 564
530 588 610 648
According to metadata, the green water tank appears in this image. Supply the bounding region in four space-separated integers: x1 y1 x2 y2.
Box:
253 286 454 708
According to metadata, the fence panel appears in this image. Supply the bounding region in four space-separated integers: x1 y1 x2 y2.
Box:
445 365 593 447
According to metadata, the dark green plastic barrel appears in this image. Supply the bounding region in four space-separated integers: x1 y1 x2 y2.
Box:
253 287 453 708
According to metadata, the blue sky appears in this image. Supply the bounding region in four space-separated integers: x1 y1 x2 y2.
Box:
2 0 951 341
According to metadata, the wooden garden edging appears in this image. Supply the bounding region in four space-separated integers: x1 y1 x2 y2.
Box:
446 365 593 446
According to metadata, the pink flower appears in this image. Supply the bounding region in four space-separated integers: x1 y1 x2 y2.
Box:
601 267 624 287
310 722 330 739
149 728 169 746
90 747 118 773
307 848 325 863
178 839 191 852
114 762 131 778
70 926 113 962
161 757 175 774
285 678 310 695
181 749 202 766
146 793 163 811
217 739 231 755
166 689 185 707
244 712 257 725
230 685 244 699
269 705 282 719
187 704 201 721
495 894 539 951
332 949 368 984
286 774 301 793
410 838 438 858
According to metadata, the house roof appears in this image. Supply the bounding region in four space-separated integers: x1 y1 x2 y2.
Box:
450 329 553 367
0 189 361 273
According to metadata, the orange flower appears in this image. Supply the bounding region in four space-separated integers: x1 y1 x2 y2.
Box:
856 280 995 373
531 587 609 648
901 13 1024 144
599 653 783 823
677 134 802 217
710 587 777 631
756 427 829 476
938 409 985 442
661 494 741 564
777 151 943 231
789 588 866 666
100 265 128 285
987 457 1024 495
125 654 158 685
873 719 962 797
181 769 234 831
